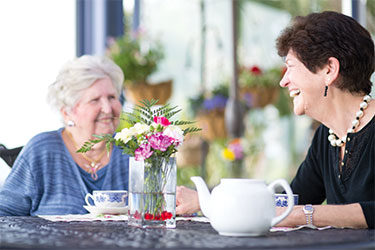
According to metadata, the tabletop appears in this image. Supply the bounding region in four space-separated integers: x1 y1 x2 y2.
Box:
0 216 374 250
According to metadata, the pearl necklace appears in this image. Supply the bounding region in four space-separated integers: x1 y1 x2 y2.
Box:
328 95 372 147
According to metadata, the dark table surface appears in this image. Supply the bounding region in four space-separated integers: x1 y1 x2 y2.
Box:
0 216 374 250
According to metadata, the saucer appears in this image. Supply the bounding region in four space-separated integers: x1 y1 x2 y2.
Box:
83 205 128 215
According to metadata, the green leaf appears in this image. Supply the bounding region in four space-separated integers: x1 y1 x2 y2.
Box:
172 120 195 125
76 133 113 153
183 127 202 135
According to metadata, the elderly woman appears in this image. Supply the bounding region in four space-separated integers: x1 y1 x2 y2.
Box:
176 11 374 229
0 55 129 215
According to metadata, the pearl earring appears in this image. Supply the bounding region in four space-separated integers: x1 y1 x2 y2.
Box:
67 120 75 127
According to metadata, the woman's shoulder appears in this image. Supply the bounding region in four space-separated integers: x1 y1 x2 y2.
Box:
311 123 329 144
20 128 65 157
28 128 63 144
365 113 375 131
10 128 67 179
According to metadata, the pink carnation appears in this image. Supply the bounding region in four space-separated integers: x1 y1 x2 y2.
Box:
153 116 171 126
135 143 153 161
149 132 173 151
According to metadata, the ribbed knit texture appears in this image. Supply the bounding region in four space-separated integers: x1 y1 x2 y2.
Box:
0 128 129 216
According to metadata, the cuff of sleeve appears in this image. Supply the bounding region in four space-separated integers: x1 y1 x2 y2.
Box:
359 201 374 229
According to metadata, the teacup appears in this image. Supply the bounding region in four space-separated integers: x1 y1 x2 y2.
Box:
85 190 128 208
275 193 299 207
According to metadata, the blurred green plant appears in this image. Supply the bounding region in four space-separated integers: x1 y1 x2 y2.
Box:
187 83 229 118
107 31 164 85
177 166 201 187
247 0 341 17
238 65 285 88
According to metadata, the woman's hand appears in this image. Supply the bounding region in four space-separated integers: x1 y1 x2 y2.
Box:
176 186 200 215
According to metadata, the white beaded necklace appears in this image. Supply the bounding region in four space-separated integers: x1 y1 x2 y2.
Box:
328 95 372 147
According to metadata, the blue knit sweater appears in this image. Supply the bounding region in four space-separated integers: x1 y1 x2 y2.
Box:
0 128 129 216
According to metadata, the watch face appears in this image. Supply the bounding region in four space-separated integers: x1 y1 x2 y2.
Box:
304 204 313 213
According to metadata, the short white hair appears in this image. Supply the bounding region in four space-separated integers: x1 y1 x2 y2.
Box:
47 55 124 113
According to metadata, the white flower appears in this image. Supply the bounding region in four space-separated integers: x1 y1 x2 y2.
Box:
115 123 150 144
131 123 150 135
163 125 184 146
114 127 133 144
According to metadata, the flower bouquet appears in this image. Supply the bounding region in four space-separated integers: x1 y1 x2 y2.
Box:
79 99 201 228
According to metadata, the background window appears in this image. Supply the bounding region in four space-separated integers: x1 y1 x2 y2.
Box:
0 0 76 148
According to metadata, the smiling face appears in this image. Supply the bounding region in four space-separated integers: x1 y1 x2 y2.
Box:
280 50 326 117
64 77 122 142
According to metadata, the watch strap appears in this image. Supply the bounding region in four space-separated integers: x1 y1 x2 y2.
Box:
303 204 317 229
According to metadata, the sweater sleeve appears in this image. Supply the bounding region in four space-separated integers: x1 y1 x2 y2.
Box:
0 155 37 216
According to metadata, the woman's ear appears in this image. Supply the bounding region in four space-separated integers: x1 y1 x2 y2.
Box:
60 107 71 124
325 57 340 86
61 107 76 127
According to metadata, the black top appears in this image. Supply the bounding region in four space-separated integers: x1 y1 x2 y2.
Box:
291 115 375 229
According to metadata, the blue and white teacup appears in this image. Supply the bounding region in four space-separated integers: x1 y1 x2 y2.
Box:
275 194 299 207
85 190 128 208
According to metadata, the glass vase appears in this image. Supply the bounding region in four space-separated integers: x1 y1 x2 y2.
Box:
128 157 177 228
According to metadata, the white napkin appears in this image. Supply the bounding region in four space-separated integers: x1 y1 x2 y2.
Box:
38 214 210 223
270 225 332 232
38 214 128 222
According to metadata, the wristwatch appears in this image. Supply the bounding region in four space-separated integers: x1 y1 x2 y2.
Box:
303 204 317 229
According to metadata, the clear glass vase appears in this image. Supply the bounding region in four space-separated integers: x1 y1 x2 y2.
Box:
128 157 177 228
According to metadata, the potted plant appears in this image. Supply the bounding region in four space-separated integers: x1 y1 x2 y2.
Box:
78 99 201 228
188 84 229 141
238 65 286 108
107 31 172 104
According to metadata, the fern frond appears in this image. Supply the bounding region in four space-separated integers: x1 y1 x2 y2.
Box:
172 120 195 125
183 127 202 135
139 99 158 108
164 108 181 120
153 104 171 116
123 111 149 125
76 134 114 153
134 104 153 118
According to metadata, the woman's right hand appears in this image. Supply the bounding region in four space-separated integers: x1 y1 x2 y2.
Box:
176 186 200 215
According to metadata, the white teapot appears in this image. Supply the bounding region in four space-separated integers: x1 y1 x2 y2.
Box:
191 176 295 236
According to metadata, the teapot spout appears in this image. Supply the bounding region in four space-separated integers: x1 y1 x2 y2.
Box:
190 176 211 218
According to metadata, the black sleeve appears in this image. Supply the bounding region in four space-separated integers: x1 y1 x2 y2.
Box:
359 201 375 229
290 126 326 205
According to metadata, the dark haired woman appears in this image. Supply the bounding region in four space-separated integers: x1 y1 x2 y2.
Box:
176 11 374 229
274 11 374 229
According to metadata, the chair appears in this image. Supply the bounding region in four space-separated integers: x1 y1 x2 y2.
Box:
0 144 23 167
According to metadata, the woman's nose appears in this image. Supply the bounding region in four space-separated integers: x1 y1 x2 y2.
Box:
100 99 112 113
279 73 289 88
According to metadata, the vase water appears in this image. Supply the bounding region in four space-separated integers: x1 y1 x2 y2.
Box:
128 157 177 228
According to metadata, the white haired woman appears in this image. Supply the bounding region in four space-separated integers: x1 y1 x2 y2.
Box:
0 55 129 215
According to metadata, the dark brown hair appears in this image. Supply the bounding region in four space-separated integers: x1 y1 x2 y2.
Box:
276 11 374 94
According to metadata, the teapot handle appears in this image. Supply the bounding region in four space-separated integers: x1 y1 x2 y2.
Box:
267 179 294 227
